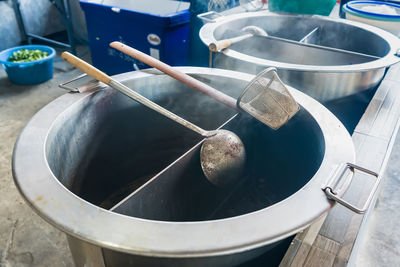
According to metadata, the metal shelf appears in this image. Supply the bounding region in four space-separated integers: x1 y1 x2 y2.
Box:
12 0 77 54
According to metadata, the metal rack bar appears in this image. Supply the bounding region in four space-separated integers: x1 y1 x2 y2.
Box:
25 33 71 48
12 0 77 54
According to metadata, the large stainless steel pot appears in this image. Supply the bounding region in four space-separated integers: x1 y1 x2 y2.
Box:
199 11 400 102
13 68 356 266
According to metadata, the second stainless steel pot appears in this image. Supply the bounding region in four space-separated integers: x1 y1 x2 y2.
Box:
199 11 400 102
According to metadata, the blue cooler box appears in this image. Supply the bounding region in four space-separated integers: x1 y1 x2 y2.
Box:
80 0 190 75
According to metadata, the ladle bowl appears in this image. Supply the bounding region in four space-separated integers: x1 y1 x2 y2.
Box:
201 129 246 187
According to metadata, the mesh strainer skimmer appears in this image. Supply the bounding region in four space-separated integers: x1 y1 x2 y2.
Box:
237 67 299 129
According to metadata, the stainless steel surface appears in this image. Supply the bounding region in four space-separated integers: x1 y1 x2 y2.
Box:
324 163 380 214
12 67 355 266
67 235 106 267
200 11 400 102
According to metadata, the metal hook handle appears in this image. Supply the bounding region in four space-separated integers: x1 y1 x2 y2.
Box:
323 163 380 214
58 73 104 93
197 11 224 23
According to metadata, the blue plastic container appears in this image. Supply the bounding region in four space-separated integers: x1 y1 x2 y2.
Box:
80 0 191 75
0 45 56 85
343 1 400 36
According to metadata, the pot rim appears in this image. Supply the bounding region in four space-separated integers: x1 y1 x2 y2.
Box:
199 11 400 72
12 67 355 258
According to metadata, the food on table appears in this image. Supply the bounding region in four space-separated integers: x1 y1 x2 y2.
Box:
8 49 49 63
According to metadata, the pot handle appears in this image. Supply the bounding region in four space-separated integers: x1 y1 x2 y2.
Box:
58 73 105 93
386 48 400 66
197 11 224 23
322 163 380 214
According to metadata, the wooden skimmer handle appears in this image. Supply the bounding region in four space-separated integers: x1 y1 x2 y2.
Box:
208 33 253 52
109 41 238 111
209 39 233 52
62 52 111 85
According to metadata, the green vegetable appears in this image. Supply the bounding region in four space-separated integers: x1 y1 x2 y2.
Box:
8 49 49 63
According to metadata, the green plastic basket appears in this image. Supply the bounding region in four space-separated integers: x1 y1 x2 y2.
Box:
268 0 337 16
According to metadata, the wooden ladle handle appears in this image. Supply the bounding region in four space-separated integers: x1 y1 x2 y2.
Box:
109 41 238 111
209 34 253 52
61 52 111 85
209 39 233 52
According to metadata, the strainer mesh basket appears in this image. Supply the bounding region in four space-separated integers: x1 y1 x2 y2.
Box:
237 68 299 129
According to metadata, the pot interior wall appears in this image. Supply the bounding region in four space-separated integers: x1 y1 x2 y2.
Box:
45 73 325 221
230 36 372 65
113 110 325 221
45 74 240 208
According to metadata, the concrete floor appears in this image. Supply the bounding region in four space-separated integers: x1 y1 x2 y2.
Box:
354 140 400 267
0 56 78 267
0 54 399 267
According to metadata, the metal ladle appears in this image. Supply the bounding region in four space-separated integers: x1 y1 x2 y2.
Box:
208 25 268 52
61 52 246 187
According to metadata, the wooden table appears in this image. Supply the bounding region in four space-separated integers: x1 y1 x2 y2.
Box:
280 63 400 266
